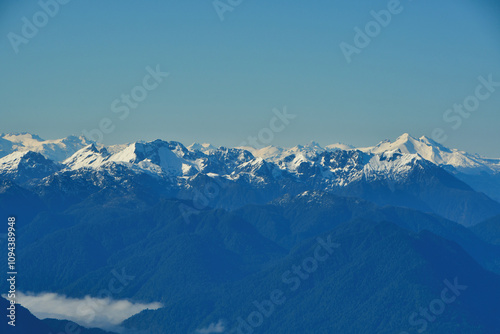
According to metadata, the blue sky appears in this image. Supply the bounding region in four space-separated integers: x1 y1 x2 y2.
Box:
1 0 499 156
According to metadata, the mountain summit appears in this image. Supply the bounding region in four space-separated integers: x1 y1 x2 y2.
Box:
0 133 91 162
360 133 500 174
1 133 499 226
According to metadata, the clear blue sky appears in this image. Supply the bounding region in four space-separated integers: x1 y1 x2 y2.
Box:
1 0 499 156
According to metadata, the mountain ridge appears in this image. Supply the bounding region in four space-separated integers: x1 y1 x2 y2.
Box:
2 133 500 333
1 132 500 226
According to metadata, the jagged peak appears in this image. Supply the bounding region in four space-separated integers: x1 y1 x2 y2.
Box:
395 132 414 141
0 150 49 162
187 142 217 153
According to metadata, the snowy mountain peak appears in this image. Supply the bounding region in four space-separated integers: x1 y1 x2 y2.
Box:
396 132 412 140
234 145 277 161
2 133 500 191
1 132 45 143
368 133 421 154
360 133 500 174
64 144 111 170
325 143 355 151
0 150 60 182
188 142 217 154
303 141 324 151
418 135 451 152
0 133 91 162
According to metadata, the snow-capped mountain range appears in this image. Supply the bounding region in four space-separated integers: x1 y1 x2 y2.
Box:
1 132 500 226
2 132 497 175
0 133 434 185
359 133 500 175
240 133 500 175
0 132 91 162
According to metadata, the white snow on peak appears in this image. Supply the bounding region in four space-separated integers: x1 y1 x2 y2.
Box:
360 133 500 174
2 133 44 145
363 151 423 180
325 143 355 151
66 141 201 177
108 143 140 164
238 141 360 164
0 151 34 173
241 142 326 164
3 132 500 183
151 146 184 175
187 142 217 154
0 133 91 162
239 146 283 161
64 144 110 170
0 150 58 179
283 154 311 173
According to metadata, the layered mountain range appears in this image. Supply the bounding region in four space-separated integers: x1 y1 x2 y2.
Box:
1 132 499 226
2 132 500 333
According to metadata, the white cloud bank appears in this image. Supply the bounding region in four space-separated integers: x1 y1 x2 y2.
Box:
4 291 162 330
197 320 226 333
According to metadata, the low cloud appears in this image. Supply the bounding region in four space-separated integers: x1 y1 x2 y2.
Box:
5 291 162 330
197 320 226 333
